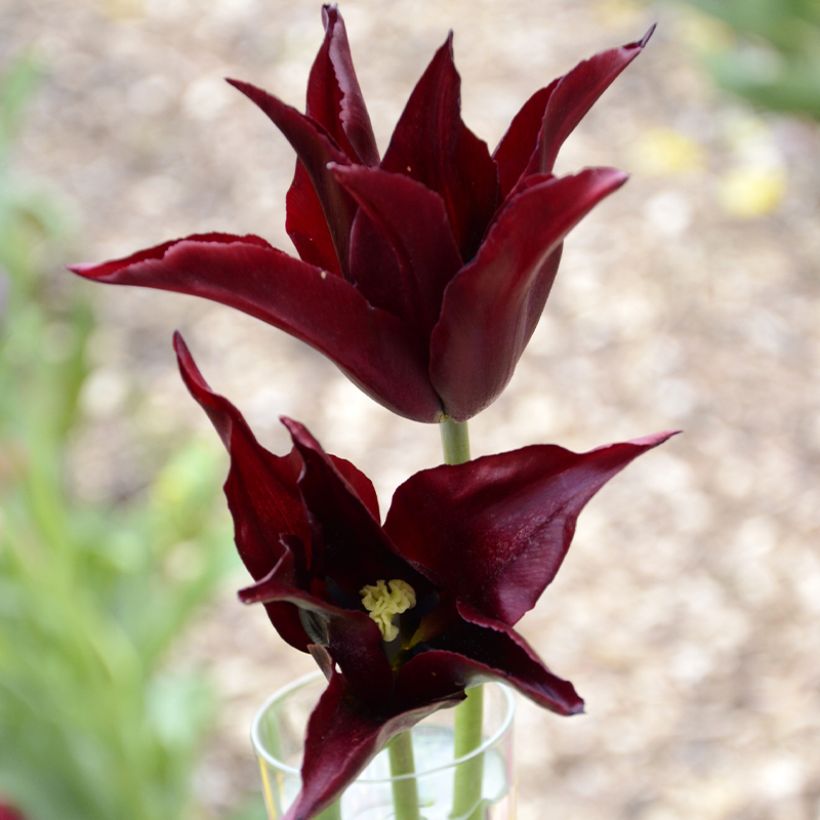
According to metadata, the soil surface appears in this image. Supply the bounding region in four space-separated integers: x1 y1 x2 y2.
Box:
6 0 820 817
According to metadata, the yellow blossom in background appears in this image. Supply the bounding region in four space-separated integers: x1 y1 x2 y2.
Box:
633 127 705 175
718 166 786 217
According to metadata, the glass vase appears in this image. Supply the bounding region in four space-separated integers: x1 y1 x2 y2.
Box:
251 672 516 819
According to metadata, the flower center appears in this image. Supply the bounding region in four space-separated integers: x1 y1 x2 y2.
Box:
359 579 416 642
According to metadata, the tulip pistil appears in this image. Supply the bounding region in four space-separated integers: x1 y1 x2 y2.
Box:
360 579 416 642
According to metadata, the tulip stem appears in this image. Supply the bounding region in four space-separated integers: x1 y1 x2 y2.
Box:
388 731 421 820
439 417 470 466
451 685 485 820
439 418 486 819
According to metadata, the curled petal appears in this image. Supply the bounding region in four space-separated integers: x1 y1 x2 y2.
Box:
397 607 583 716
526 26 655 176
286 4 379 273
386 430 678 625
227 78 356 274
71 234 442 422
494 28 653 196
174 333 309 649
305 5 379 165
382 33 498 260
286 672 456 820
430 168 627 421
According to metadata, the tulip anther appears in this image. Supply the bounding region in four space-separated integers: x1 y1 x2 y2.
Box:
360 579 416 642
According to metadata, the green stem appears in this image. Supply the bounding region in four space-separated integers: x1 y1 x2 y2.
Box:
439 417 485 820
451 686 485 820
439 417 471 466
388 731 421 820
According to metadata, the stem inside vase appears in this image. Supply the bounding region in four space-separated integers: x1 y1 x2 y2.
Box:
439 417 485 819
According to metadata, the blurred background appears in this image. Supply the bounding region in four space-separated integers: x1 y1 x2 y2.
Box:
1 0 818 817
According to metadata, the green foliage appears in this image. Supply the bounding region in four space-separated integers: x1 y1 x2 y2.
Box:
674 0 820 118
0 57 231 819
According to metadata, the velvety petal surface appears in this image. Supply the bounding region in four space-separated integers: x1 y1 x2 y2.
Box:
386 431 677 625
174 333 309 650
381 34 498 260
525 27 655 177
305 5 379 165
334 164 462 333
71 234 442 421
397 603 583 716
227 78 356 274
282 418 426 596
285 673 457 820
429 168 628 420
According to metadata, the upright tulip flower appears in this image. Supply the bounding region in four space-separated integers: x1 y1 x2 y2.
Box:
71 5 653 422
173 333 674 819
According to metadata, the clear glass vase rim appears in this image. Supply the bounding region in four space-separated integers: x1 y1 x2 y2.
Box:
250 671 516 783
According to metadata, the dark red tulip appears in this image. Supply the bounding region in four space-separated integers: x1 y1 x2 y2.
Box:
0 804 25 820
173 332 675 818
71 6 653 423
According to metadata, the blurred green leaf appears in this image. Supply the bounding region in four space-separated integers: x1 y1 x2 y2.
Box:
0 60 234 820
670 0 820 119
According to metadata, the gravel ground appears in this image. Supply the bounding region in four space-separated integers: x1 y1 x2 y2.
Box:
5 0 820 817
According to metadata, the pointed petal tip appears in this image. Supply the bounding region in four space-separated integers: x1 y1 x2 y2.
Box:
639 23 657 48
225 77 259 98
171 329 186 353
172 331 213 398
641 429 682 447
280 416 320 451
237 581 260 605
279 415 300 435
568 166 630 194
321 3 340 25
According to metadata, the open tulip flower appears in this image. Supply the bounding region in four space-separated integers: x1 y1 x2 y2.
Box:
72 5 653 423
174 332 674 818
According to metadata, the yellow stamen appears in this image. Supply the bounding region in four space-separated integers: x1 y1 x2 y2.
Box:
360 579 416 642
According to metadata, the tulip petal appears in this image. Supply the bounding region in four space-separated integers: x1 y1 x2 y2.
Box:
239 550 393 702
281 418 430 596
305 5 379 165
329 456 380 522
493 82 559 198
386 431 678 625
284 5 380 274
493 28 653 196
381 34 498 260
227 78 356 274
174 333 310 650
71 234 443 422
286 672 456 820
397 607 583 716
334 164 462 334
527 27 655 177
429 168 628 420
286 162 341 274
